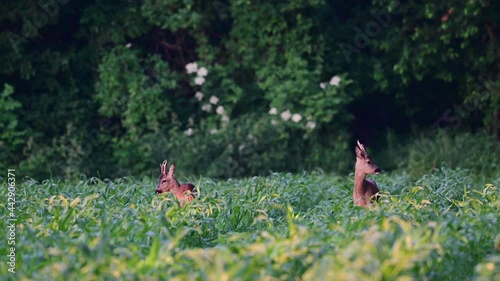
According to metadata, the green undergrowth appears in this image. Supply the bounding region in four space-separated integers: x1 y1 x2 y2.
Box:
378 130 500 182
0 166 499 280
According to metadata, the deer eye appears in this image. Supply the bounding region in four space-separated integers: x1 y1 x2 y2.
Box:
162 180 167 183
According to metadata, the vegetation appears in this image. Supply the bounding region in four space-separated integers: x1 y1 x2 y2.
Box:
1 0 499 179
0 166 498 280
376 130 500 182
1 1 499 280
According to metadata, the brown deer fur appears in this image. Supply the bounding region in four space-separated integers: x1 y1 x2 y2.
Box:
155 160 196 206
353 140 381 207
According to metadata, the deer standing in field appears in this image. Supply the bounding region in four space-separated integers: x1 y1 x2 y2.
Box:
155 160 196 206
353 140 381 207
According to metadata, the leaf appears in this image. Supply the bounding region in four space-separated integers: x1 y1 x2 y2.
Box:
82 193 101 207
144 236 160 267
70 197 81 208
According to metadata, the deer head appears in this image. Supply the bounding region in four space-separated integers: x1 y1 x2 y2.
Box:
156 159 181 194
355 140 381 175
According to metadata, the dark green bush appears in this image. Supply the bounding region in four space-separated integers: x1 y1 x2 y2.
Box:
0 84 25 168
156 113 351 179
1 1 498 179
379 130 500 182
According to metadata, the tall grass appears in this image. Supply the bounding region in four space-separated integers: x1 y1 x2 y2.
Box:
0 167 498 280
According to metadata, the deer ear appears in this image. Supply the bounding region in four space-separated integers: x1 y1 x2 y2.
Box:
355 141 366 158
355 145 365 158
167 163 176 177
357 140 368 151
356 140 366 151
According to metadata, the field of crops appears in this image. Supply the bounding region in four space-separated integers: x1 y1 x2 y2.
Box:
1 166 499 280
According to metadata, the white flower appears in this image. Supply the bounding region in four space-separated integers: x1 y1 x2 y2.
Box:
306 121 317 129
291 113 302 123
238 144 246 152
194 76 205 85
269 107 277 115
280 110 292 121
210 128 218 134
221 115 230 122
216 105 225 115
125 43 132 48
271 119 278 126
201 103 212 112
184 128 193 136
329 75 341 86
186 62 198 74
197 67 208 77
209 95 219 105
320 82 326 89
195 91 204 101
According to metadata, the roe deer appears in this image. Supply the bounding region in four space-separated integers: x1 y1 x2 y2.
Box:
155 160 196 206
353 140 381 207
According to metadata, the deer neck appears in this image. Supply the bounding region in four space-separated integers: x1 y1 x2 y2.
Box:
354 170 367 195
171 179 182 194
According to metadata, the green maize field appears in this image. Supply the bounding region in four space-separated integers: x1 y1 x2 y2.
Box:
1 166 499 280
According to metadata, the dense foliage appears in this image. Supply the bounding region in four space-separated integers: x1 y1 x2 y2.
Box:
0 0 498 179
0 167 498 279
2 2 499 280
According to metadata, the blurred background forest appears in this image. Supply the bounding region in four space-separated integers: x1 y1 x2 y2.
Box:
0 0 499 180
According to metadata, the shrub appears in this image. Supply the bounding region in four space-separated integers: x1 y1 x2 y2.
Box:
158 113 352 179
379 130 500 182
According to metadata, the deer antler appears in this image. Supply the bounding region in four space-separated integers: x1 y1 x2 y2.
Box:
160 159 168 174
